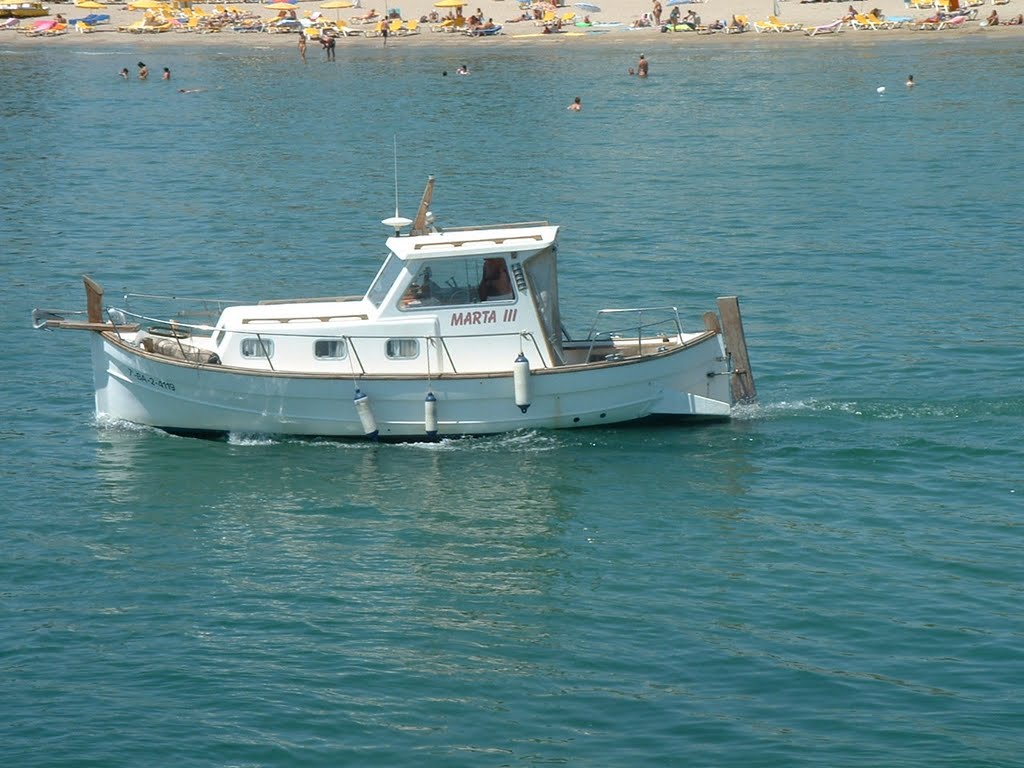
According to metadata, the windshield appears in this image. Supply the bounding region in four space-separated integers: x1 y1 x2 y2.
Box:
366 254 403 307
399 256 515 310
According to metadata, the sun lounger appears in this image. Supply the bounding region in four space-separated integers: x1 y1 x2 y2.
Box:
725 14 749 31
467 23 502 35
0 17 19 30
937 14 969 28
805 19 843 34
775 15 802 30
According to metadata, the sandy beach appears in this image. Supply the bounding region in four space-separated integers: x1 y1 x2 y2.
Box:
3 0 1022 47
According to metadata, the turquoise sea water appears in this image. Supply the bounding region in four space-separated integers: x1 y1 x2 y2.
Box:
3 36 1023 766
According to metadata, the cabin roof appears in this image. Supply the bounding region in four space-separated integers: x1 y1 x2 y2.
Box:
386 224 559 261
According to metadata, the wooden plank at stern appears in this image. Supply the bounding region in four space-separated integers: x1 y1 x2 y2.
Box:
84 275 104 324
717 296 757 404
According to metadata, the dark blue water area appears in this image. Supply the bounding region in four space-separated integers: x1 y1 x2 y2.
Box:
2 36 1023 767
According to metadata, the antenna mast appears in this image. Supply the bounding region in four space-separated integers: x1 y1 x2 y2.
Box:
381 136 413 235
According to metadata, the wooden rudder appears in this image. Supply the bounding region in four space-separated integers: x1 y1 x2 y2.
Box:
717 296 757 404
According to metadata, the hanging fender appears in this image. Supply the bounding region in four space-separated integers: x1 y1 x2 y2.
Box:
513 353 531 413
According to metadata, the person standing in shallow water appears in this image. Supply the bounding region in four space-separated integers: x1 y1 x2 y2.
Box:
637 54 648 77
567 96 581 111
298 33 307 63
321 32 335 61
137 61 148 80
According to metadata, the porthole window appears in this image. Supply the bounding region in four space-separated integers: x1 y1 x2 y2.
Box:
314 339 348 360
241 337 274 358
386 338 419 359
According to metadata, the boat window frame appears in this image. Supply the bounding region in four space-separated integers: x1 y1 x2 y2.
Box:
398 255 515 312
314 339 348 360
385 338 420 360
366 253 403 308
240 337 275 359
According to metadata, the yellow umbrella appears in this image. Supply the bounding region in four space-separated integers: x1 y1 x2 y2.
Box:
129 0 164 8
75 0 105 7
434 0 466 7
320 0 353 21
266 2 298 9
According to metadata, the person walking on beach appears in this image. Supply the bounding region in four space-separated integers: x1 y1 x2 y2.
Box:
652 0 662 25
137 62 149 80
637 54 648 78
567 96 582 111
381 19 389 45
298 33 307 63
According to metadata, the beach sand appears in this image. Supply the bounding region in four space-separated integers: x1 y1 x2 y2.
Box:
3 0 1021 47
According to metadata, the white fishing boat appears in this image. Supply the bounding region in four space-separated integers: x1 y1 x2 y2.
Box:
33 178 756 441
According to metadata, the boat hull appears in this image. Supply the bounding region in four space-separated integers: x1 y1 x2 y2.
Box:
91 331 733 439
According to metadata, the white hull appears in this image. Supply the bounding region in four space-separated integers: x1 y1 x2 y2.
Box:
92 331 732 439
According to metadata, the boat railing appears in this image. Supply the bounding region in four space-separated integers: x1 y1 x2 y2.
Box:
121 292 243 325
100 307 549 376
582 307 684 361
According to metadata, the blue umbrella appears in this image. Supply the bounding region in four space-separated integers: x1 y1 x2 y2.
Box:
666 0 690 5
573 2 601 12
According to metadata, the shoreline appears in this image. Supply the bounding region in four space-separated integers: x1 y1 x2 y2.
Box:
2 0 1022 48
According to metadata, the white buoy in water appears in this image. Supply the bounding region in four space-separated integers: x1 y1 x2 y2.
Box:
353 388 379 440
513 353 531 413
424 392 438 439
877 86 886 94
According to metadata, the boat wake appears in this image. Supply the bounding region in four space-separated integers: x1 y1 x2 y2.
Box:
753 396 1024 421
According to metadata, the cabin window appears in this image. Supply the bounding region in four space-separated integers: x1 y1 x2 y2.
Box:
367 254 403 307
386 338 420 359
400 256 515 310
241 337 274 359
314 339 348 360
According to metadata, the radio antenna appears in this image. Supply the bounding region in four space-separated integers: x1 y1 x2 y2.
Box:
382 136 413 235
392 136 400 218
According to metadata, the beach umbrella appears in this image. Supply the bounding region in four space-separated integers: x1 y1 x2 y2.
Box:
266 2 298 8
573 2 600 12
434 0 466 7
75 0 105 7
320 0 353 21
129 0 163 8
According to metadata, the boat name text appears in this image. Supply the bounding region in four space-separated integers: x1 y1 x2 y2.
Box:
450 308 517 326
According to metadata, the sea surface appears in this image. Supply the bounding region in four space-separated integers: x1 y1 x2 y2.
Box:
2 35 1023 767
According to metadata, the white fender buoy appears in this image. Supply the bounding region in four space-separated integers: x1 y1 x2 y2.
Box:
424 392 438 439
353 388 379 440
876 86 886 94
513 353 531 413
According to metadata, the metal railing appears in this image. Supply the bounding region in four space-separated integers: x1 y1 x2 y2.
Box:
581 306 685 361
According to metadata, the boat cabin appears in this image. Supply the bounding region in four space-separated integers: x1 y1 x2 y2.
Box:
205 222 564 376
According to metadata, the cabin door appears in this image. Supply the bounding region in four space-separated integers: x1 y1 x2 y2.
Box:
523 246 564 364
